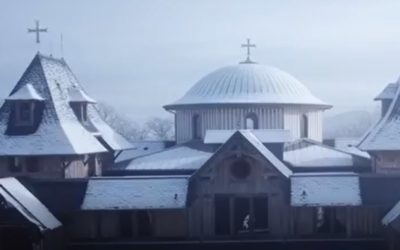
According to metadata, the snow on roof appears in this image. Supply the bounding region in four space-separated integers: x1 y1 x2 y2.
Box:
204 129 291 144
116 141 169 163
0 178 61 231
238 130 292 177
291 173 361 206
375 82 399 100
284 139 356 168
382 200 400 226
165 63 330 109
359 78 400 151
5 83 45 101
0 53 131 155
68 87 96 103
81 176 188 210
125 142 214 171
88 106 133 151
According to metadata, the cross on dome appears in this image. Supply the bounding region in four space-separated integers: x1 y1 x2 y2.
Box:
241 38 256 64
28 20 47 44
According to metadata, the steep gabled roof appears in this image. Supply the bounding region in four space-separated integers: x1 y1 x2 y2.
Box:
0 53 131 155
194 130 292 178
374 82 399 100
359 78 400 151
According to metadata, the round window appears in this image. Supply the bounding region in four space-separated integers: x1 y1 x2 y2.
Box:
230 159 251 179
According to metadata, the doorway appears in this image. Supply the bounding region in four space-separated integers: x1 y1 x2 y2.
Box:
214 195 269 237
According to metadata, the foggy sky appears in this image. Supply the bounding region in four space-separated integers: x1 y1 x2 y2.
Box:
1 0 400 122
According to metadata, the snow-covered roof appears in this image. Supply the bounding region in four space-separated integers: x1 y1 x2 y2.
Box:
5 83 45 101
284 139 360 168
0 53 131 155
0 178 61 231
68 87 96 103
382 200 400 226
165 63 330 109
116 141 170 163
204 129 291 144
81 176 188 210
291 173 361 206
359 78 400 151
125 142 214 171
375 82 399 100
239 130 292 177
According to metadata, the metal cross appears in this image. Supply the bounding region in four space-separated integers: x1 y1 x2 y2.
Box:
28 20 47 44
241 38 256 63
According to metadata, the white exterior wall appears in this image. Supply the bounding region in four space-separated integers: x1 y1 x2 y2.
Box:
176 106 284 143
283 107 323 141
176 105 324 143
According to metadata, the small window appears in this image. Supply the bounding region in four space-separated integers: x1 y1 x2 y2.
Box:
8 157 22 173
16 102 34 126
71 103 88 122
300 114 308 138
192 114 201 139
26 157 39 172
245 113 258 129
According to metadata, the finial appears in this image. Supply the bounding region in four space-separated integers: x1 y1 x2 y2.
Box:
28 20 48 44
240 38 256 64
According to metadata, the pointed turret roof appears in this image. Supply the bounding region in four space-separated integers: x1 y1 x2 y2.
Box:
0 53 132 155
359 78 400 151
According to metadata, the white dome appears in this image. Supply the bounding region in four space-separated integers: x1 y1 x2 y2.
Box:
165 63 330 109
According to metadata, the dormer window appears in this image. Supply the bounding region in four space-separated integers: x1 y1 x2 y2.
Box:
68 87 96 122
71 103 88 122
16 101 34 126
5 84 45 132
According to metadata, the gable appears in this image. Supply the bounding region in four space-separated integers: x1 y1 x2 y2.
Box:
193 130 292 179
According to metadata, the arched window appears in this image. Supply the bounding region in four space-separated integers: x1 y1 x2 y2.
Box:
192 114 201 139
300 114 308 138
245 113 259 129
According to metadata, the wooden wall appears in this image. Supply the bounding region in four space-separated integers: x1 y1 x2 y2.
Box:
65 210 187 241
0 154 102 179
374 152 400 174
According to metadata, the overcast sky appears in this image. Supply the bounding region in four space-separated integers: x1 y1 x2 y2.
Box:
1 0 400 122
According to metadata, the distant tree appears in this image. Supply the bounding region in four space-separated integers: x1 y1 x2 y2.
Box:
145 117 175 140
95 102 148 141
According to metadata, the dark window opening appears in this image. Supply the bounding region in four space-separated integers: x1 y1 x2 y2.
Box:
315 207 345 235
215 195 231 235
214 196 269 237
300 114 308 138
192 114 201 139
8 157 22 173
88 155 96 176
70 103 88 122
119 211 133 238
253 197 269 232
230 159 251 179
137 211 152 238
245 113 259 129
26 157 39 172
15 102 34 126
234 198 251 234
